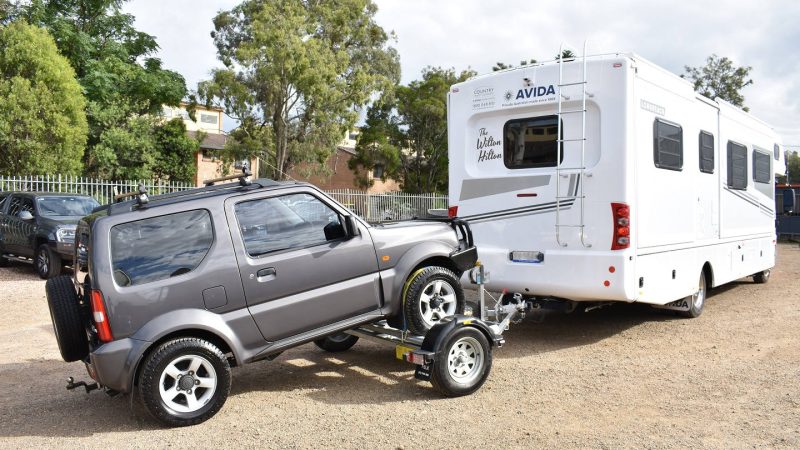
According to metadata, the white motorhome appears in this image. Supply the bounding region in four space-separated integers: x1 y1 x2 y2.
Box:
448 52 785 316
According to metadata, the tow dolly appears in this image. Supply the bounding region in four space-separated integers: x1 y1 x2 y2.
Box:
347 263 532 396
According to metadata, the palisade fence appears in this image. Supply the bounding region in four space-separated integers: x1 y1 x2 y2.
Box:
0 175 449 223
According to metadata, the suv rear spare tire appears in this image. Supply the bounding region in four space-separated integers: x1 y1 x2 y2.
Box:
403 266 465 336
45 275 89 362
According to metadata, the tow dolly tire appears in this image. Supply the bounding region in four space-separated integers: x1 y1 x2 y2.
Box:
403 266 465 336
430 327 492 397
45 275 89 362
314 333 359 352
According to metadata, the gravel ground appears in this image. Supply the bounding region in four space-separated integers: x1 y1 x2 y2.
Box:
1 244 799 449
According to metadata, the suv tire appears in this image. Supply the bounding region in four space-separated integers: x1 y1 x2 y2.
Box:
45 275 89 362
139 338 232 427
36 245 62 279
402 266 465 336
314 333 359 352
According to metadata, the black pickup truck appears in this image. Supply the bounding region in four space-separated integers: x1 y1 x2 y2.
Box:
0 192 99 278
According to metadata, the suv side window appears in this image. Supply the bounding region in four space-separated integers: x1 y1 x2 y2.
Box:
110 210 213 287
234 193 343 257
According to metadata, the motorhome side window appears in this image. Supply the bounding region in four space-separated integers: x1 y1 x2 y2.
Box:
727 141 748 190
503 116 563 169
653 119 683 171
752 150 771 184
699 131 714 174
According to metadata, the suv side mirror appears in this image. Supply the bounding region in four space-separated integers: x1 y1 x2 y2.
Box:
344 215 360 238
18 210 34 221
784 189 796 214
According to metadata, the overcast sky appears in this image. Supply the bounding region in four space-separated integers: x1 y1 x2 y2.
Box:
124 0 800 147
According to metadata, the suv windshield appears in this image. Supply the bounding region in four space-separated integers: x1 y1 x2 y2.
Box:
37 196 99 217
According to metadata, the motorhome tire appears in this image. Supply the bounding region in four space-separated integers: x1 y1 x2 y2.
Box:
45 275 89 362
680 273 707 318
403 266 465 336
314 333 359 352
430 327 492 397
139 338 231 427
753 269 770 284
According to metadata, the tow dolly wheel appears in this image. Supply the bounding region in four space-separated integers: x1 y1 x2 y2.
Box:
430 327 492 397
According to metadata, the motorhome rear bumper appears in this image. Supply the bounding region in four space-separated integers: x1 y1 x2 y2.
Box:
469 248 636 301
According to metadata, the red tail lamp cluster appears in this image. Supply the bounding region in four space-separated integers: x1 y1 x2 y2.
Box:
611 202 630 250
90 290 113 342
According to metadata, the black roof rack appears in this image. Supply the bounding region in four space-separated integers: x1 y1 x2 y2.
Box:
100 176 285 216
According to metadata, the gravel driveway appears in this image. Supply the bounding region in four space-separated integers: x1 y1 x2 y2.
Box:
1 244 798 448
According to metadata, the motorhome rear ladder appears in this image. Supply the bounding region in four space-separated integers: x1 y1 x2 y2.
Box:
555 41 591 248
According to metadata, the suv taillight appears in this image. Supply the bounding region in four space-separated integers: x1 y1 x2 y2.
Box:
90 290 113 342
611 202 630 250
448 205 458 218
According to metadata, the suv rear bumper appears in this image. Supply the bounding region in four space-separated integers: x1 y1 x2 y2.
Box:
86 338 149 393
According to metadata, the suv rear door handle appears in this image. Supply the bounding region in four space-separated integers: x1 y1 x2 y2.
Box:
256 267 276 281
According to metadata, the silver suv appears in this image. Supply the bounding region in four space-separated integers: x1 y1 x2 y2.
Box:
45 177 476 426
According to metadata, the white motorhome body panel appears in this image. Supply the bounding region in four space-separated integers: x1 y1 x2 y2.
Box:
448 53 782 306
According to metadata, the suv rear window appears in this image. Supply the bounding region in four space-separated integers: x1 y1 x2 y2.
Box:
110 210 213 287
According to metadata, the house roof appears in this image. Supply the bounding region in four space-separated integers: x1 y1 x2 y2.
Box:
189 131 228 150
337 145 356 156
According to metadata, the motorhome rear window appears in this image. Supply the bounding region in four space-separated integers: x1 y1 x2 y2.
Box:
503 116 563 169
699 131 714 174
653 119 683 171
727 141 748 190
753 150 771 184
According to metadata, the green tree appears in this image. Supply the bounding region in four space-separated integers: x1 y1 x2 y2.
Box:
348 101 401 188
91 117 199 182
780 150 800 185
683 54 753 111
198 0 400 180
17 0 188 175
350 67 476 194
492 59 536 71
0 21 87 175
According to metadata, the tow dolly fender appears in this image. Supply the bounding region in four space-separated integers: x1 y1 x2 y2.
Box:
419 315 502 354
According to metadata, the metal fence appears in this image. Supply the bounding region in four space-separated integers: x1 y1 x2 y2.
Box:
0 175 194 205
0 175 449 223
325 189 449 223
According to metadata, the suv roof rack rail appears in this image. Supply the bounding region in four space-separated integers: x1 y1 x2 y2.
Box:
102 176 284 216
203 166 253 187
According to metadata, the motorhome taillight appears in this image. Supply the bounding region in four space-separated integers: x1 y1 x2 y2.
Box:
611 202 630 250
90 290 113 342
448 206 458 218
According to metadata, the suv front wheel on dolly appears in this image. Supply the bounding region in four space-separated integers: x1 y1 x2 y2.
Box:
139 338 232 427
403 266 465 336
430 327 492 397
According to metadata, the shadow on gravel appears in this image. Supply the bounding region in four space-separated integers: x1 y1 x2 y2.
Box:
0 359 160 438
0 282 744 434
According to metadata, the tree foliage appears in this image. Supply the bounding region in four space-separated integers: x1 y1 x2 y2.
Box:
492 59 536 71
779 150 800 185
92 117 199 182
350 67 476 194
0 21 87 175
15 0 189 176
683 54 753 111
198 0 400 180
